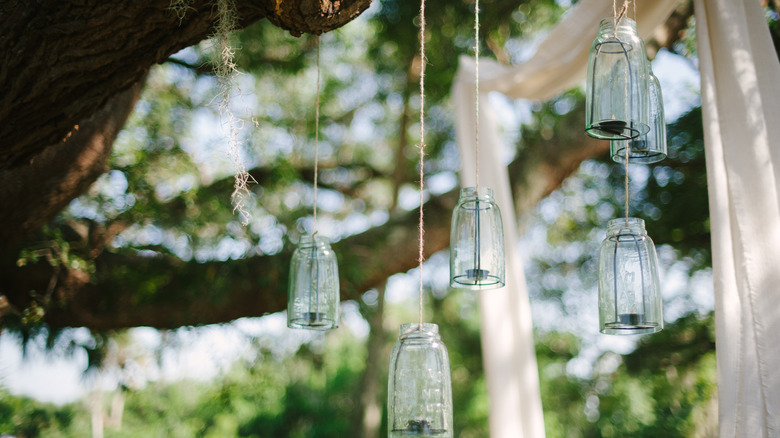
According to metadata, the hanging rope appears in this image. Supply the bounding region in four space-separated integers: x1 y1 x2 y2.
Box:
614 0 632 223
474 0 480 188
613 0 630 20
417 0 427 329
624 144 630 222
313 35 321 236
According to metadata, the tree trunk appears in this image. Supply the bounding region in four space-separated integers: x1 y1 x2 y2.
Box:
90 389 104 438
352 283 388 438
107 390 125 430
0 79 144 253
0 0 373 170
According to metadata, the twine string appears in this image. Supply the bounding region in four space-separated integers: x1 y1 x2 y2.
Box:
624 142 630 222
313 36 321 236
475 0 480 188
613 0 630 21
614 0 631 223
417 0 427 330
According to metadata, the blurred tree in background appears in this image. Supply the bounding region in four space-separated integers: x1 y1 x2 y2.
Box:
3 0 775 436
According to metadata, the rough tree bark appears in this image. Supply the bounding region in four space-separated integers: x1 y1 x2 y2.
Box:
0 0 372 170
0 80 145 253
0 0 373 260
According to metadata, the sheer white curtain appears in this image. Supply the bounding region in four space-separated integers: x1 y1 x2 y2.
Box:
694 0 780 436
452 1 679 436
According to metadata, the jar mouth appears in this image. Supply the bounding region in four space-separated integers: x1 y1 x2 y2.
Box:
606 217 646 234
399 322 439 338
459 186 494 199
298 234 330 246
598 17 637 29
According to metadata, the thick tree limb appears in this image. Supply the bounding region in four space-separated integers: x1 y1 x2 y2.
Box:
0 125 607 330
0 80 145 254
645 0 693 58
0 192 456 330
0 0 372 170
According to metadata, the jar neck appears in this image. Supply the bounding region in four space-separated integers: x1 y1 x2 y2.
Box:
598 17 637 32
298 234 331 249
459 186 494 201
606 217 646 236
399 323 440 340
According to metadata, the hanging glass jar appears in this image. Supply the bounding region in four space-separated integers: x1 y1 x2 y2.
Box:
610 69 667 163
585 17 651 140
598 218 663 335
449 187 505 290
287 234 339 330
388 323 453 437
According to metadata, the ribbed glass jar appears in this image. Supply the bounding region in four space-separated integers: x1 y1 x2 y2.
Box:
611 69 667 163
586 17 650 140
449 187 505 290
388 323 453 437
598 218 663 335
287 235 339 330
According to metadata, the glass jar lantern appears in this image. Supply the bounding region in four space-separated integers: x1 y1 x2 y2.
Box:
287 234 339 330
598 218 663 335
449 187 505 290
611 69 667 163
585 17 651 140
388 323 453 437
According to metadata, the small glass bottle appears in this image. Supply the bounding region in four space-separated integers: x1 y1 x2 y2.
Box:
586 17 651 140
611 69 667 163
287 234 339 330
388 323 453 437
449 187 505 290
598 218 663 335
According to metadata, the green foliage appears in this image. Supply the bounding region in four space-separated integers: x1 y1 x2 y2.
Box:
0 389 80 438
1 1 719 436
539 314 717 438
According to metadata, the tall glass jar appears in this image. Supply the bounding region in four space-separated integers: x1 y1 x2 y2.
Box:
287 235 339 330
611 69 667 163
388 323 453 437
449 187 505 290
585 17 650 140
598 218 663 335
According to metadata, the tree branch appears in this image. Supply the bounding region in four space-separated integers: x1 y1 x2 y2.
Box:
1 117 607 330
0 0 373 170
0 80 145 253
0 191 456 330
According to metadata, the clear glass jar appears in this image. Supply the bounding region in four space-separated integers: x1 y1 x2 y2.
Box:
449 187 505 290
611 69 667 163
586 17 650 140
287 234 339 330
388 323 453 437
598 218 663 335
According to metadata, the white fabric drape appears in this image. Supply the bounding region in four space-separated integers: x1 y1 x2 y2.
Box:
694 0 780 436
452 0 679 436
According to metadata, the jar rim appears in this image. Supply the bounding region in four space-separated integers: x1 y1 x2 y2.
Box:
399 322 439 338
598 17 637 29
298 234 331 246
606 217 646 233
459 186 494 198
